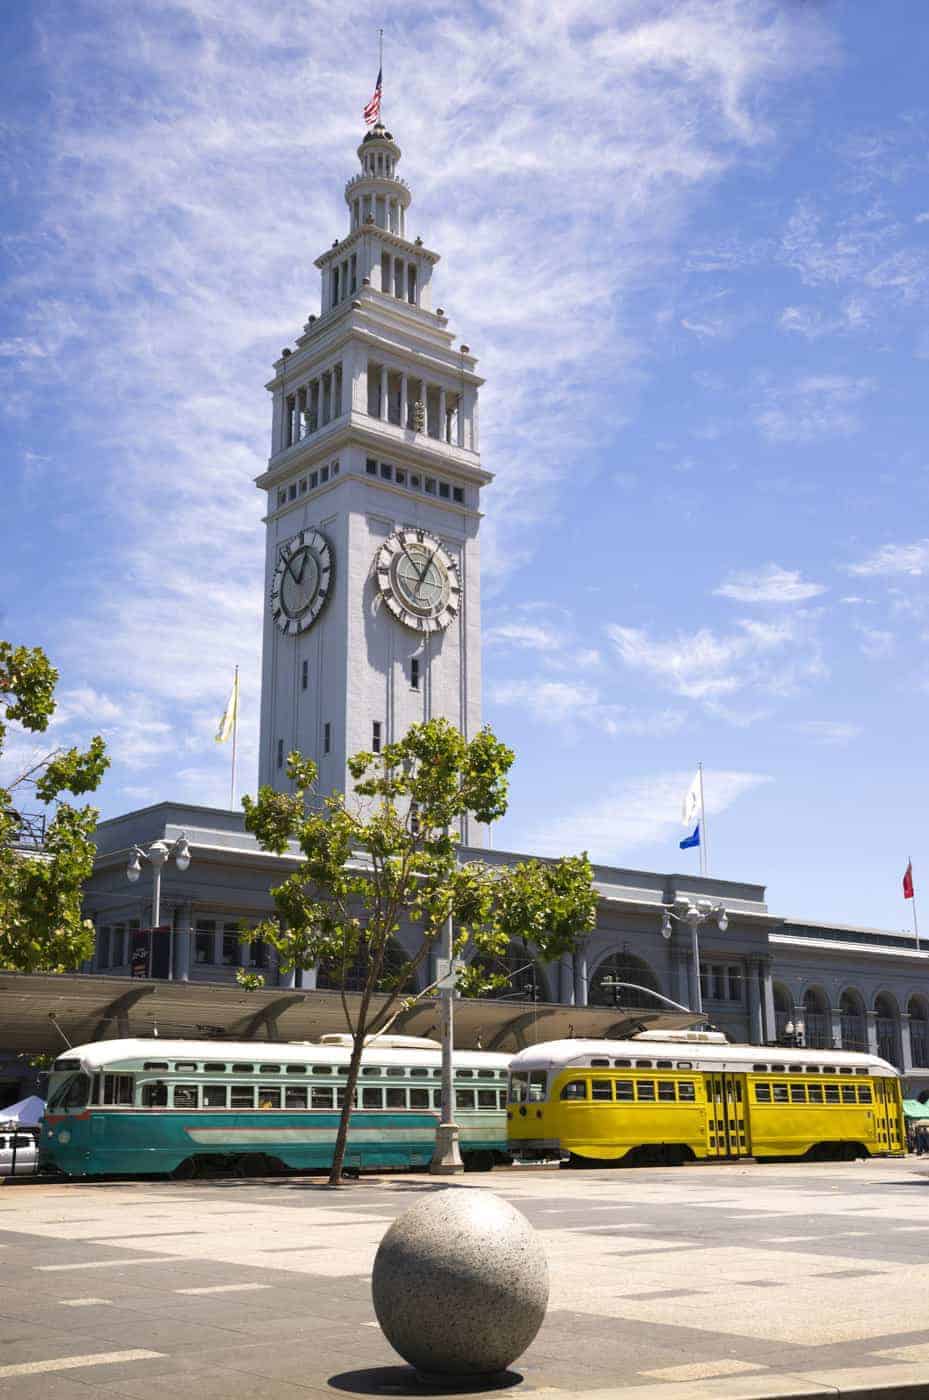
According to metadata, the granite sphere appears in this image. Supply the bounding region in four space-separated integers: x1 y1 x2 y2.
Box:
371 1188 549 1376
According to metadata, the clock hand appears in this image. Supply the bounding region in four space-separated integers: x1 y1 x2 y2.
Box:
418 545 440 583
284 550 309 586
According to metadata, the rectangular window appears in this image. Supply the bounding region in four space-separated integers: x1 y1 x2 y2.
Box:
332 461 340 477
222 929 238 965
250 939 266 969
410 1088 430 1109
858 1084 873 1103
230 1086 255 1109
142 1083 168 1107
386 1087 406 1108
477 1089 497 1109
97 926 111 969
302 660 308 691
825 1084 840 1103
232 1063 254 1074
658 1082 676 1102
411 657 420 690
591 1079 612 1101
614 1080 634 1100
636 1080 656 1101
173 1085 198 1109
453 486 464 504
310 470 318 488
320 465 329 483
410 474 421 489
286 1065 306 1074
773 1083 789 1103
362 1087 383 1108
144 1062 169 1072
395 468 406 485
790 1084 806 1103
678 1081 696 1102
288 483 296 501
808 1084 824 1103
324 722 331 754
195 921 215 964
204 1062 226 1073
112 923 125 965
372 721 381 753
366 458 377 476
728 966 743 1002
277 738 284 769
439 481 450 499
278 488 286 507
712 967 726 1001
755 1083 772 1103
456 1089 476 1110
285 1086 308 1108
425 477 436 495
103 1074 133 1105
528 1072 547 1101
386 1067 406 1077
380 462 392 480
841 1085 857 1104
258 1087 281 1109
299 477 307 495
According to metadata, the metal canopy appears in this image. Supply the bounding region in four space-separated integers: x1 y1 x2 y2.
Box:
0 973 701 1056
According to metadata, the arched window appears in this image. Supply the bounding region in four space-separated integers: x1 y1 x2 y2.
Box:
315 939 409 994
589 952 663 1010
802 987 831 1049
839 989 867 1053
875 992 902 1068
773 982 792 1043
467 942 550 1003
909 996 929 1068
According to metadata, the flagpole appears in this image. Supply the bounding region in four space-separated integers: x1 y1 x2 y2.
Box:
698 761 708 877
378 27 384 114
910 856 920 952
230 665 239 810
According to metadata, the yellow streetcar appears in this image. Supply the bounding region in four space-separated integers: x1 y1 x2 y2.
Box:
507 1030 905 1166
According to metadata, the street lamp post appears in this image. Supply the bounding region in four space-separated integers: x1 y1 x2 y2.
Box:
429 912 463 1175
659 898 728 1016
126 835 191 979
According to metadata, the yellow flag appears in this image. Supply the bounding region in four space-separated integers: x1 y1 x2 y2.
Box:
215 670 239 743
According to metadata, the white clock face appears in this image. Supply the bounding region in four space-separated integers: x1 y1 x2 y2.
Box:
376 529 460 633
270 528 332 635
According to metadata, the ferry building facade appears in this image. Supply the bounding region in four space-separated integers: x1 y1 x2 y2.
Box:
79 124 929 1090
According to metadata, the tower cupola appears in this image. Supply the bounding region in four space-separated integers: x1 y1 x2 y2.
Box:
345 123 411 238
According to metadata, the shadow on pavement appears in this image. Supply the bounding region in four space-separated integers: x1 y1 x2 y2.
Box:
328 1366 524 1396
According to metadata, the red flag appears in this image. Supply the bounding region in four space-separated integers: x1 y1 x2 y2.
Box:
904 862 915 900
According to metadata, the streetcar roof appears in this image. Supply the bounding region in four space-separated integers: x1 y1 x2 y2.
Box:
508 1038 899 1077
53 1039 511 1073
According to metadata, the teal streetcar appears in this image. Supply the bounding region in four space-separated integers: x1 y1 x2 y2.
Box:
40 1034 511 1177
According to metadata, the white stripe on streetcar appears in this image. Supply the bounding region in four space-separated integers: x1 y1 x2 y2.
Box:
0 1350 163 1378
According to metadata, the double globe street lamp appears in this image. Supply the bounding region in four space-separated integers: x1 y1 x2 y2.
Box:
659 897 729 1016
126 835 192 931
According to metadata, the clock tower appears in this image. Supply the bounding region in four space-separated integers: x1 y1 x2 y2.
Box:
255 121 490 840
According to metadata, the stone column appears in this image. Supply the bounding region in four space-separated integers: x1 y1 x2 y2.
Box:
747 958 763 1045
174 902 191 983
574 947 589 1007
559 953 575 1006
303 965 318 991
334 362 343 417
438 389 447 441
761 956 776 1044
380 365 389 421
866 1011 879 1056
400 373 408 430
830 1008 843 1050
901 1015 914 1073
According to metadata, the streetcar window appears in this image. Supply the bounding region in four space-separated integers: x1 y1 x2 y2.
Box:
858 1085 873 1103
203 1085 227 1108
636 1060 654 1068
658 1082 676 1101
753 1065 769 1073
841 1085 857 1104
312 1066 333 1076
204 1063 226 1072
498 1091 506 1109
386 1087 406 1108
678 1082 696 1101
232 1064 254 1074
478 1070 496 1079
54 1059 80 1072
432 1089 443 1108
636 1081 656 1101
258 1088 281 1108
676 1061 693 1069
590 1058 610 1067
528 1073 547 1102
260 1064 281 1073
790 1084 806 1104
615 1080 634 1100
509 1072 529 1103
808 1084 824 1103
336 1088 349 1107
614 1059 631 1067
459 1069 474 1078
591 1079 612 1101
103 1074 134 1106
173 1085 198 1108
362 1067 382 1077
823 1067 837 1074
386 1067 407 1077
144 1062 169 1071
285 1086 308 1108
362 1087 383 1108
230 1086 255 1108
312 1086 334 1108
561 1080 587 1100
840 1067 854 1075
175 1062 197 1073
656 1061 673 1069
772 1084 789 1103
456 1090 476 1109
855 1067 868 1075
770 1064 786 1072
754 1084 772 1102
286 1066 307 1074
790 1065 804 1073
410 1088 430 1109
478 1090 497 1109
824 1085 840 1103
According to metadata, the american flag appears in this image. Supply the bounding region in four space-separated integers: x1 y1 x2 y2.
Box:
363 67 382 126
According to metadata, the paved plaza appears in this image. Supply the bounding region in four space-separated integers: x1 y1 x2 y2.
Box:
3 1160 929 1398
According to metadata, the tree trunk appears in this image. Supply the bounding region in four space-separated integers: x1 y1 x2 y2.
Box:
328 1005 370 1186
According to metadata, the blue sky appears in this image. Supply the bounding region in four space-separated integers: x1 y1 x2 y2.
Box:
2 1 928 932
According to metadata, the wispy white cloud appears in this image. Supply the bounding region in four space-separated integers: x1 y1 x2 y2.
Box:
714 564 826 604
526 767 772 862
855 625 896 660
778 299 869 339
847 540 929 578
755 374 874 443
792 720 862 746
490 677 681 738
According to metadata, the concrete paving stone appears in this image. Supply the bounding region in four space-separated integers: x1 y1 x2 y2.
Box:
87 1367 332 1400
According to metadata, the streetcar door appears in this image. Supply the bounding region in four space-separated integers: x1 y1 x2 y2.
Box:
704 1074 748 1158
705 1075 725 1158
876 1078 901 1153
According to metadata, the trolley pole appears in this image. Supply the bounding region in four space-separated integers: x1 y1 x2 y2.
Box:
430 913 463 1175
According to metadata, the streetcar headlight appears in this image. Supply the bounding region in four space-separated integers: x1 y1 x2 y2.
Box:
58 1130 71 1144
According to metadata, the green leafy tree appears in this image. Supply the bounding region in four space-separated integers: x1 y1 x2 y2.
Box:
243 717 597 1185
0 642 109 972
